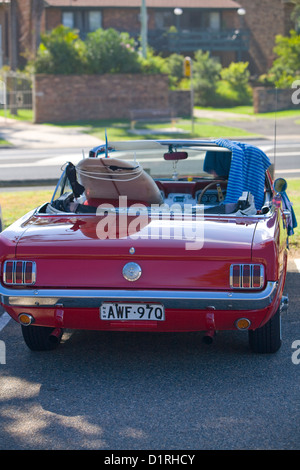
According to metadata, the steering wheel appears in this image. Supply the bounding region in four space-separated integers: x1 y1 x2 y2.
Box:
197 180 227 205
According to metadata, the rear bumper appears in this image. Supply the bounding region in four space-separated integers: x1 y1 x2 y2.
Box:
1 281 277 310
1 281 287 332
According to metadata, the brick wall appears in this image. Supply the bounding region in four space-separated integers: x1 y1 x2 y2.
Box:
169 90 191 117
102 8 140 32
253 87 300 113
237 0 294 74
33 74 184 123
44 8 62 32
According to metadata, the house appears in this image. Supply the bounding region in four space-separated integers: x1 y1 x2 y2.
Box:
43 0 250 67
0 0 297 74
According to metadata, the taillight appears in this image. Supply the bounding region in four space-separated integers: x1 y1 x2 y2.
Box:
230 264 264 289
3 261 36 285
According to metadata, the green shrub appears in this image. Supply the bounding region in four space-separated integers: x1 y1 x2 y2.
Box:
85 28 141 74
139 48 167 74
192 50 222 106
218 62 252 105
192 54 252 107
164 53 185 88
34 25 86 74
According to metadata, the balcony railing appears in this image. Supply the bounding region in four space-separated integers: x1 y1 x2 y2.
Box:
131 29 250 55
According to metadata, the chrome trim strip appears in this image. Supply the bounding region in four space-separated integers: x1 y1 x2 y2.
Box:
0 281 278 311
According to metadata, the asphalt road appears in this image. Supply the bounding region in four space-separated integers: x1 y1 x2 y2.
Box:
0 124 299 451
0 259 299 451
0 139 299 185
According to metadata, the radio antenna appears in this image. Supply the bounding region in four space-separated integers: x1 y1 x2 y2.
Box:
105 128 108 158
273 87 278 176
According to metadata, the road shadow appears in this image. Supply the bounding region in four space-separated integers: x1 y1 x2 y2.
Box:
0 270 298 450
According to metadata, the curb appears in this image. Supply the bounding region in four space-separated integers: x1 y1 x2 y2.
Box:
0 179 57 188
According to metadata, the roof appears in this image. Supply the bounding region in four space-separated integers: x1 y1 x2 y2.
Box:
44 0 241 9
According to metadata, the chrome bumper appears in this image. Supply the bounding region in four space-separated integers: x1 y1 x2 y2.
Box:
0 281 278 311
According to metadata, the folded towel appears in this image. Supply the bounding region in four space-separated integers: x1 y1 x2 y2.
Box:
281 191 298 236
214 139 271 210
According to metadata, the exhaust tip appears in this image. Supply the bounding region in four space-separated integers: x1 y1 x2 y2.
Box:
202 330 215 345
49 328 62 344
202 335 214 345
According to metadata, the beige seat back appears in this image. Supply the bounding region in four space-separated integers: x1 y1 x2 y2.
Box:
76 157 163 205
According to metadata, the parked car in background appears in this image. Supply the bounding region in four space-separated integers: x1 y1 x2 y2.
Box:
0 138 296 354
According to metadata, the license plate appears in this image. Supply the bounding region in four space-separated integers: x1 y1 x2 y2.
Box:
100 302 165 321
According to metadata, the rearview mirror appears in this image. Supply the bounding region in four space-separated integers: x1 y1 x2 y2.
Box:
164 152 188 161
274 178 287 194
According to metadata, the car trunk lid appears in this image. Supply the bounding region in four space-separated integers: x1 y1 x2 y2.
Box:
15 213 257 290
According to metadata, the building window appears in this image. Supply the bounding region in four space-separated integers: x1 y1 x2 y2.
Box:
62 11 74 29
88 11 102 32
202 11 221 30
209 12 221 31
62 10 102 35
155 11 174 30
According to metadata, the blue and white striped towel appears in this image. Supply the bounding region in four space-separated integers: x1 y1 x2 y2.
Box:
214 139 271 210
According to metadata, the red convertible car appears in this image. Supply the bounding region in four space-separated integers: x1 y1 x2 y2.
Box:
0 139 296 353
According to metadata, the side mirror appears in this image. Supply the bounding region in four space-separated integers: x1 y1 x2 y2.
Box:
274 178 287 194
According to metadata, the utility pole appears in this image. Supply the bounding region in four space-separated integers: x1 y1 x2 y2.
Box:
140 0 147 59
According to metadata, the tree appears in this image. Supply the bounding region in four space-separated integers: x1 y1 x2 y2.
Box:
262 30 300 88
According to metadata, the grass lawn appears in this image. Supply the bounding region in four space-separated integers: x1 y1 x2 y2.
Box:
0 109 33 121
285 179 300 253
0 139 11 146
0 181 298 256
0 190 53 230
44 117 257 140
1 106 298 125
0 108 258 140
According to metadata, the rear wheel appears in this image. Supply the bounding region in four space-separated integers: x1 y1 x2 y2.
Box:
248 307 281 354
21 325 63 351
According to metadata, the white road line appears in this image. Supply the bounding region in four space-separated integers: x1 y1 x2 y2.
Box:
266 151 300 157
275 168 300 174
0 312 11 332
295 259 300 273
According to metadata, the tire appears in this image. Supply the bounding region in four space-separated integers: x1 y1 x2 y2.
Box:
248 307 281 354
21 325 63 351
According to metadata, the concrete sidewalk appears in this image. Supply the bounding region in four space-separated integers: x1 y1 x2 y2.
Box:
0 116 103 149
1 110 299 149
194 109 300 141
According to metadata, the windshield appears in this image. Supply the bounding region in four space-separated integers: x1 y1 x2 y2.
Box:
89 141 232 180
46 140 266 218
51 169 73 203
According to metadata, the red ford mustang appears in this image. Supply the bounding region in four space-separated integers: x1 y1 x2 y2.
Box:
0 139 296 353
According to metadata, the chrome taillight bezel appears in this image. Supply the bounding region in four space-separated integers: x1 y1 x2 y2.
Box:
230 264 264 289
3 260 36 286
